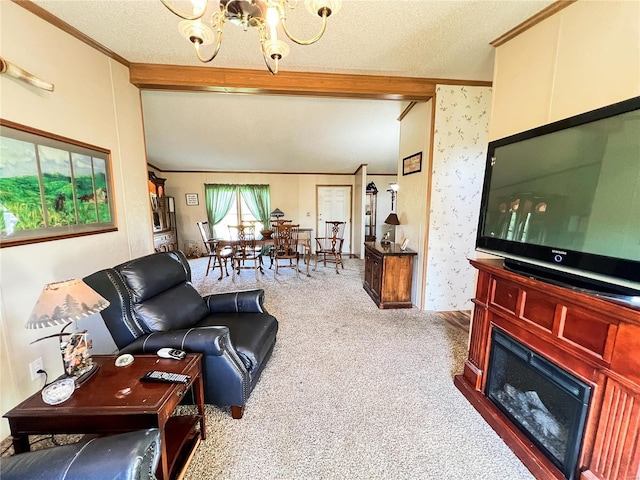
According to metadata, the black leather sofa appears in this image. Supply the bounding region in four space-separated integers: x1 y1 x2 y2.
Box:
84 250 278 419
0 429 160 480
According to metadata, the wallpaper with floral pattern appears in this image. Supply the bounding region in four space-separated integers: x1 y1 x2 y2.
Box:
425 85 492 310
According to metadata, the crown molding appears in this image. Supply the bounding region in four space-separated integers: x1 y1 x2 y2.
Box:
12 0 129 67
148 164 396 176
490 0 576 47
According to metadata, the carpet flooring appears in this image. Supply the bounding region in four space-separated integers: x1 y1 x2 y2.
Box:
183 256 534 480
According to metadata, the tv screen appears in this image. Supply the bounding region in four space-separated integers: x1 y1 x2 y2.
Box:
476 96 640 298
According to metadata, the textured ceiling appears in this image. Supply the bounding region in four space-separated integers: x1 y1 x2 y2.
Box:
31 0 556 173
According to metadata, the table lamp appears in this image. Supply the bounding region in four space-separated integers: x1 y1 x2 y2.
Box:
270 208 285 219
382 213 400 245
26 278 110 386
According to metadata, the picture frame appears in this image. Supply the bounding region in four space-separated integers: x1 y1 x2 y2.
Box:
62 330 93 376
185 193 199 206
402 152 422 176
400 238 410 250
0 119 117 248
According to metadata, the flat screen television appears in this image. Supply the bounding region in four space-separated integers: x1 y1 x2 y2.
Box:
476 96 640 301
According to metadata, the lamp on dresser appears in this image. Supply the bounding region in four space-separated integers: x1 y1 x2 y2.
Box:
382 213 400 245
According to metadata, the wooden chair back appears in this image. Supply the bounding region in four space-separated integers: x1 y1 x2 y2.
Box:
274 224 300 259
197 221 214 255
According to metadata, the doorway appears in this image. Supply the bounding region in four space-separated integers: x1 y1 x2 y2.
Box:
316 185 352 254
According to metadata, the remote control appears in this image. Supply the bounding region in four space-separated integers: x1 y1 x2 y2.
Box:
140 371 191 384
157 348 186 360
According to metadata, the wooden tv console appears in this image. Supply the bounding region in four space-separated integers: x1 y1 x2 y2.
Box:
454 258 640 480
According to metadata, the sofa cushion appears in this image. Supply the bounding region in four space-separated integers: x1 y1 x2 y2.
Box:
135 283 209 333
118 253 189 303
197 312 278 371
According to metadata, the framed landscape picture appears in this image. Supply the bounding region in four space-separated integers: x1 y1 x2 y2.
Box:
0 119 117 247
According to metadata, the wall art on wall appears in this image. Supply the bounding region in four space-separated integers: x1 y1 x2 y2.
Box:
0 119 116 247
402 152 422 176
185 193 199 206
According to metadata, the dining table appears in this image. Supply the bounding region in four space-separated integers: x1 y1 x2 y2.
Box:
208 228 313 280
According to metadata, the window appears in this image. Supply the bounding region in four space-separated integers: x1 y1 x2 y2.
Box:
204 184 270 239
216 191 264 239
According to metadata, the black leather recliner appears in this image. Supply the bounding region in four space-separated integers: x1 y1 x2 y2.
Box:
0 429 161 480
84 250 278 419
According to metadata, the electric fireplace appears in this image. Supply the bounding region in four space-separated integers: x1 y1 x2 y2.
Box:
486 329 591 480
455 258 640 480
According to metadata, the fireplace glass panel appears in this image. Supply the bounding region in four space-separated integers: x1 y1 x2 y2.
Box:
486 329 591 480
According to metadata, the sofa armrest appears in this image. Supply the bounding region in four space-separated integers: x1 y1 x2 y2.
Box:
0 429 160 480
120 326 231 357
203 289 267 314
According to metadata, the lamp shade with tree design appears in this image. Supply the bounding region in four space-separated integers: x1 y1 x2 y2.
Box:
26 279 109 383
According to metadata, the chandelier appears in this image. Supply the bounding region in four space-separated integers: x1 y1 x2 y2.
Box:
161 0 341 75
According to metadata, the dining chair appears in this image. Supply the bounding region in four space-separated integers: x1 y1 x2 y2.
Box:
267 219 292 268
272 223 300 278
196 221 232 278
271 219 292 227
314 221 346 273
229 224 264 280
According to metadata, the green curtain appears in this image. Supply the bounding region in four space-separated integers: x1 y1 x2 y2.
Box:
240 184 271 228
204 184 237 237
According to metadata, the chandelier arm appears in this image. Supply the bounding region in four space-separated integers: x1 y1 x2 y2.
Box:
192 13 224 63
262 52 278 75
160 0 206 20
194 38 223 63
280 8 328 45
259 28 279 75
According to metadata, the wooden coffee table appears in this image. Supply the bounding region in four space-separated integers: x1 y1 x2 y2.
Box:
4 354 206 480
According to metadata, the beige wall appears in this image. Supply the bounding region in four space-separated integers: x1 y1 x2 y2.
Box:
0 3 152 437
397 101 433 309
490 0 640 140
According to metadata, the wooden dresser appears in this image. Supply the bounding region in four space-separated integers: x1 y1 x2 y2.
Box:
363 242 416 309
455 258 640 480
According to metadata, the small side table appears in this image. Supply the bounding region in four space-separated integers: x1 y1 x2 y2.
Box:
4 354 206 480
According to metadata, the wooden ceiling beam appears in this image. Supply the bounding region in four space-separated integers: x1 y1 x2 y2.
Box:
130 63 491 101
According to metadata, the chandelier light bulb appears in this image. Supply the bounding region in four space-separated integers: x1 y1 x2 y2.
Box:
266 6 279 40
266 6 279 26
190 0 208 15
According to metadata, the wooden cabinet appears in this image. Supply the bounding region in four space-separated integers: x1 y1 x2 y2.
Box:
363 242 416 309
148 172 177 252
454 258 640 480
365 190 377 242
153 228 177 252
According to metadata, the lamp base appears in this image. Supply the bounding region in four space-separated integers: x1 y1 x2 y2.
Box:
53 363 99 389
72 361 99 387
